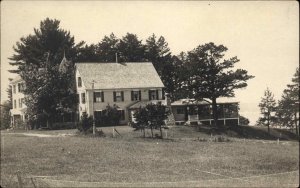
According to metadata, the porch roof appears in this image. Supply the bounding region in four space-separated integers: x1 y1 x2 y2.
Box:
171 97 239 106
128 100 166 109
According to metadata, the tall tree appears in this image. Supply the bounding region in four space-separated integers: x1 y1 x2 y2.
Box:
185 43 254 127
258 88 277 133
9 18 83 128
145 34 171 74
97 33 119 62
76 44 100 62
276 67 299 135
118 33 145 62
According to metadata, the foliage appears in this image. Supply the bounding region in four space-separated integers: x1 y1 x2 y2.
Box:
98 104 121 127
133 102 170 138
118 33 146 62
183 43 254 127
97 33 119 62
239 115 250 126
258 88 277 133
77 113 93 133
276 67 299 135
0 101 12 130
9 18 84 128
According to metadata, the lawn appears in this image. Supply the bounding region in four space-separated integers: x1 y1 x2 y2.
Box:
1 126 299 187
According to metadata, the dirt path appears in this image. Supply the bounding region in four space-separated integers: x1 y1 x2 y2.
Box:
3 133 74 137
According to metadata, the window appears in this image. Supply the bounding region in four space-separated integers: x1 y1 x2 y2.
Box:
21 98 25 107
13 85 16 94
14 100 16 109
94 92 104 102
81 93 86 104
18 83 24 92
149 90 158 100
131 90 141 101
78 77 82 87
118 109 125 120
114 91 124 102
176 107 185 114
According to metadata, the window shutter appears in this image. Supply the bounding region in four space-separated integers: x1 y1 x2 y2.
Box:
139 90 141 101
93 92 96 102
156 90 159 100
131 91 134 101
101 92 104 102
121 91 124 101
148 90 151 100
113 91 116 102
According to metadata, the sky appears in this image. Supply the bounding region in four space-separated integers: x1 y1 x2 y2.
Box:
1 1 299 124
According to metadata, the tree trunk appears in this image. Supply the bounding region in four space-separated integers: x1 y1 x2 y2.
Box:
267 112 270 134
143 128 145 138
160 126 163 139
211 97 218 128
150 126 153 138
295 112 298 136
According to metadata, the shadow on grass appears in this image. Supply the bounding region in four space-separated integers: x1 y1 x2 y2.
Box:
197 125 299 141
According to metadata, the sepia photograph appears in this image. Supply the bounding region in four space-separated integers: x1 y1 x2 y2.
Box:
0 1 299 187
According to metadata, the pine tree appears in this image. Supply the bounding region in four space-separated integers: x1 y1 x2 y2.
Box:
117 33 145 62
258 88 277 133
276 67 299 135
9 18 83 128
97 33 119 62
185 43 254 128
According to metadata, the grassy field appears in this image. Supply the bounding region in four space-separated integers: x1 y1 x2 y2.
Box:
1 125 299 187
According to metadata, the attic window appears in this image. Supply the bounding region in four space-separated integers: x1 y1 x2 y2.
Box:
78 77 82 87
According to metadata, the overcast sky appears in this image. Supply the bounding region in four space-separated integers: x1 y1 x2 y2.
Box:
1 1 298 124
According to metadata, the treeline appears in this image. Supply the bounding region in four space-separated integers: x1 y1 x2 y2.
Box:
258 67 299 135
4 18 255 128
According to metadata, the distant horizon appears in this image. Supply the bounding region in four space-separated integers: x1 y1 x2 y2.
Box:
1 1 298 124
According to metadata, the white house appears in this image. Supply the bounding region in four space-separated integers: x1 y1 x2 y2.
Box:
10 75 27 128
75 62 166 124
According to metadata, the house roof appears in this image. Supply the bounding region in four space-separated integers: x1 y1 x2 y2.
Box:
75 62 165 89
171 97 239 106
10 75 23 84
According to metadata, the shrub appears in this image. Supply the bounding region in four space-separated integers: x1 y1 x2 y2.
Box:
77 113 93 133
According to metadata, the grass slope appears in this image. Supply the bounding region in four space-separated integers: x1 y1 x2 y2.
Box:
1 125 299 187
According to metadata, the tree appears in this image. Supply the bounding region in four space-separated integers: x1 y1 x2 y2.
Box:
0 101 12 129
97 33 119 62
100 104 121 127
1 79 13 129
258 88 277 133
133 102 170 138
185 43 254 127
239 115 250 126
9 18 84 128
76 44 100 62
118 33 146 62
276 67 299 135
